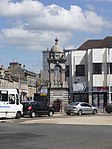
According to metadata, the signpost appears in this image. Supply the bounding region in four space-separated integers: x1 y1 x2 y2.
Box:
73 83 86 92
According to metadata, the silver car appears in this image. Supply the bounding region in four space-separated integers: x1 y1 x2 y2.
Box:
64 102 98 116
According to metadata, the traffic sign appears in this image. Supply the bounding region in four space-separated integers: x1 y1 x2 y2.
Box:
73 83 86 91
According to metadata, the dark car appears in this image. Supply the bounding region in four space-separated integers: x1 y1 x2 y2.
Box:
22 101 54 118
105 104 112 113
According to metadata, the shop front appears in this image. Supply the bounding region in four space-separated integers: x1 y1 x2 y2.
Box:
72 86 112 112
91 87 112 111
72 82 88 103
92 92 107 110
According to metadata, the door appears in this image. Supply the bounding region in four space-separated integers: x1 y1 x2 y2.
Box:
0 90 8 118
7 94 16 118
92 93 107 112
80 103 92 114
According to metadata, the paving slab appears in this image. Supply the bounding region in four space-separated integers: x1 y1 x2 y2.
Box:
20 113 112 126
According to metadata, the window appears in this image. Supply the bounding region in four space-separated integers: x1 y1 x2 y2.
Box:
9 94 15 104
93 63 102 74
65 65 69 77
76 65 85 76
107 63 112 74
55 54 60 59
0 90 8 102
34 103 40 108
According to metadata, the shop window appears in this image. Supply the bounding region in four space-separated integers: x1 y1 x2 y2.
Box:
73 94 88 102
76 65 85 76
93 63 102 74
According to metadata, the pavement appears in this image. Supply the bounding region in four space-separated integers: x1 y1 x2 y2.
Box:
20 112 112 126
0 112 112 126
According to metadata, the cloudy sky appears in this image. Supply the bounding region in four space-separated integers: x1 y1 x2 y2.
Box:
0 0 112 72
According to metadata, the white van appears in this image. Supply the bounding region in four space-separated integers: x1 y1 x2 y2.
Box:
0 88 23 119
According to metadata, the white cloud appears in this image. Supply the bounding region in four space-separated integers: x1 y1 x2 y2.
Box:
0 0 111 51
0 27 72 51
27 4 109 33
0 0 44 17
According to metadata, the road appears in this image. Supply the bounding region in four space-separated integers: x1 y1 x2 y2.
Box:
0 113 112 149
0 122 112 149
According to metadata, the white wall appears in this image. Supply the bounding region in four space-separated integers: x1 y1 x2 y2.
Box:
92 48 105 63
71 50 87 85
67 47 112 92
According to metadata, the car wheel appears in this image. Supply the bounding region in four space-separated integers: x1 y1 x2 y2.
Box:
106 111 111 113
93 109 97 114
78 110 82 116
15 112 21 119
48 111 53 117
66 112 71 115
30 111 36 118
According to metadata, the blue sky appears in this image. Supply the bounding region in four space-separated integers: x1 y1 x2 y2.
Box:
0 0 112 72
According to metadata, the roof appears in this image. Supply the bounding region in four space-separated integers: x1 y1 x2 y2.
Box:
77 36 112 50
51 38 63 53
97 36 112 48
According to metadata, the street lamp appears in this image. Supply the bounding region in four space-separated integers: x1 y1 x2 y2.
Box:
108 47 111 104
18 74 21 90
104 37 112 104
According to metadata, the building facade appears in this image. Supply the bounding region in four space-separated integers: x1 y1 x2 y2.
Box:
41 49 50 81
0 62 38 100
67 36 112 111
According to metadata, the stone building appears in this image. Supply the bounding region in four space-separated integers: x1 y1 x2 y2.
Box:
0 62 38 100
47 38 69 110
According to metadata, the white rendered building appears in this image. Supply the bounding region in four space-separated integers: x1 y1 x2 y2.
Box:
67 36 112 110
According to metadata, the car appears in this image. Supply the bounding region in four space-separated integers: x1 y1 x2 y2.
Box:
105 104 112 113
22 101 54 118
64 102 98 116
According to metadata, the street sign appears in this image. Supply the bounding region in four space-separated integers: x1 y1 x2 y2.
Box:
73 83 86 91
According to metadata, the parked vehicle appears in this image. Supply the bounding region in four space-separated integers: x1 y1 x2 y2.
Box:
0 88 23 119
22 101 54 117
64 102 98 116
105 104 112 113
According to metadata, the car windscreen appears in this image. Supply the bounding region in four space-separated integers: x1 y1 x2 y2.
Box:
70 102 79 106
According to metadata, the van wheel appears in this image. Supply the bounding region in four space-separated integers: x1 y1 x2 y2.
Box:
48 111 53 117
15 112 21 119
30 111 36 118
